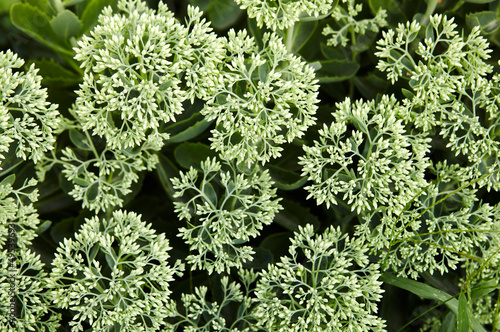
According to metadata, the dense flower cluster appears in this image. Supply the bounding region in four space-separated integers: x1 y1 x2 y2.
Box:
73 0 224 150
172 157 282 274
376 14 500 190
254 224 386 331
202 30 319 167
0 50 59 165
234 0 335 30
47 210 184 332
299 95 430 214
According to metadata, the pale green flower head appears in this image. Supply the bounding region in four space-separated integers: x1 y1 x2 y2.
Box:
203 30 319 167
299 95 430 214
235 0 335 30
0 50 60 166
172 157 282 274
0 176 40 250
376 14 500 190
73 0 224 150
1 249 61 332
47 210 184 332
254 224 386 331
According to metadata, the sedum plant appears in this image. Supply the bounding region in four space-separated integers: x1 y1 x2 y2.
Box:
172 157 282 274
299 94 430 214
253 224 386 331
3 0 500 330
202 29 319 167
47 210 184 331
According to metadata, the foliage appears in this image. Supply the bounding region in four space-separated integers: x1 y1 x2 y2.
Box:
1 0 500 331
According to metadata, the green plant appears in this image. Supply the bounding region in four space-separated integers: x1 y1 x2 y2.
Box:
2 0 500 331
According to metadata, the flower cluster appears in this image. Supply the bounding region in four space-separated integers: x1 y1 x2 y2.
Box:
0 176 61 332
375 14 500 190
299 95 430 214
43 0 226 212
254 224 386 331
202 30 319 167
166 272 258 331
323 0 388 47
172 157 282 274
234 0 336 31
47 210 184 332
73 0 224 150
0 50 59 165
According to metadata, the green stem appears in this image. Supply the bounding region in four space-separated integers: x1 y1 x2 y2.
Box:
286 25 295 53
421 0 439 26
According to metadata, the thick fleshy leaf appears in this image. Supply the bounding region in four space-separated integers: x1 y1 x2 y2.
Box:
266 164 306 190
80 0 118 33
28 59 81 87
174 142 217 170
381 274 487 332
156 153 179 199
208 0 243 30
165 113 211 144
466 11 500 34
50 9 82 40
274 198 320 232
69 129 93 151
10 3 72 54
313 59 360 83
242 247 272 269
290 20 318 53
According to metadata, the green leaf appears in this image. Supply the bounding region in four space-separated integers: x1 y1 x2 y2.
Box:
471 279 498 299
369 0 406 23
0 174 16 187
189 0 210 11
290 20 318 53
156 153 179 199
247 17 264 49
274 198 320 232
35 220 52 235
242 247 272 269
58 173 74 194
89 243 100 262
466 11 500 34
80 0 117 33
50 9 82 39
425 23 435 42
85 182 99 202
0 0 18 14
25 0 57 16
208 0 243 30
73 178 90 187
314 59 360 83
401 88 415 99
259 232 291 263
354 72 391 100
174 142 217 170
27 59 81 87
202 183 218 206
457 292 470 332
50 217 76 244
104 250 117 269
165 116 211 144
10 3 72 55
440 312 457 332
266 164 306 190
381 274 487 332
69 129 93 151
